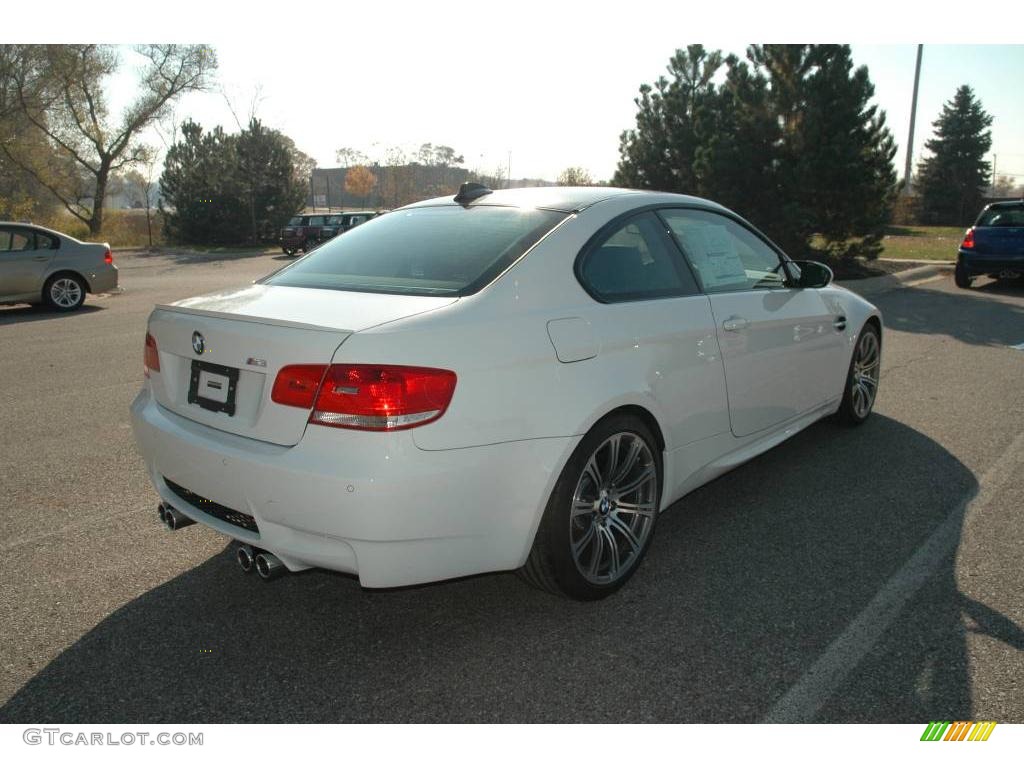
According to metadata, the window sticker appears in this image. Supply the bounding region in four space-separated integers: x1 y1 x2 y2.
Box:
680 225 747 289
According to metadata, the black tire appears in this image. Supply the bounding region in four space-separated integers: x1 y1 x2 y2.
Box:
520 413 662 600
283 247 297 257
954 262 973 289
836 323 881 426
42 272 87 312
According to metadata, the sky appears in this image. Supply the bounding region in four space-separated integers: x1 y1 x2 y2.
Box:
14 1 1024 187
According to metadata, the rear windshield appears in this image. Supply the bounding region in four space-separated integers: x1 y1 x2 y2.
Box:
264 206 567 296
977 206 1024 227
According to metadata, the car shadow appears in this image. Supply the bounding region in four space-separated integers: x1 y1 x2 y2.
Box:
875 279 1024 347
0 416 990 722
0 304 105 326
972 276 1024 297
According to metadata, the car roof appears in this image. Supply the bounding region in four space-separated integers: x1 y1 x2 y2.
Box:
400 186 729 214
0 221 81 241
985 199 1024 209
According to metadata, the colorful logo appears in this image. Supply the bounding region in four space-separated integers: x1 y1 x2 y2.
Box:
920 721 996 742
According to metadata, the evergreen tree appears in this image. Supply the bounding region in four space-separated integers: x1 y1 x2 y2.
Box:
916 85 993 226
613 45 722 192
160 119 308 244
797 45 897 257
614 44 898 260
693 56 781 243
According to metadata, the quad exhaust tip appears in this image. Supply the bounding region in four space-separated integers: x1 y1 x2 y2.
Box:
236 544 256 573
161 503 195 531
254 552 286 581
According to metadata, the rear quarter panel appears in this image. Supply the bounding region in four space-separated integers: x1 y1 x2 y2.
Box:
336 197 730 455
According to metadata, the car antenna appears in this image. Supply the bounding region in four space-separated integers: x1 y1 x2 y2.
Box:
454 182 492 205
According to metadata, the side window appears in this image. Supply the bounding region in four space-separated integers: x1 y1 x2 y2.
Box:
35 232 57 250
660 209 786 293
8 229 33 251
579 212 698 302
309 216 325 226
0 228 12 252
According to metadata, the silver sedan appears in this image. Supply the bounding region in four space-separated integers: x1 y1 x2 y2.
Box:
0 222 119 311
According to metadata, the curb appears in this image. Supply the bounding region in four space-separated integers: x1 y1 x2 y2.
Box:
837 263 953 297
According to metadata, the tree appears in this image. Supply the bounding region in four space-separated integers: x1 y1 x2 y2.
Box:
615 44 897 259
991 174 1022 198
159 118 308 244
344 165 377 207
916 85 993 226
787 45 897 257
1 44 216 235
335 147 367 167
557 166 594 186
236 118 309 242
614 45 723 192
0 46 75 221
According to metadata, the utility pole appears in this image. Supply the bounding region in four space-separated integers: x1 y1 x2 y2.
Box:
507 151 512 189
991 154 997 197
903 44 923 195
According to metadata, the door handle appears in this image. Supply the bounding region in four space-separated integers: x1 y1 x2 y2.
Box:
32 255 49 261
833 315 847 331
722 316 750 332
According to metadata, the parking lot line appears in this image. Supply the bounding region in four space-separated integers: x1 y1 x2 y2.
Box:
763 430 1024 723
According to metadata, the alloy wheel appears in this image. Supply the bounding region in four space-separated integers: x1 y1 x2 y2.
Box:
569 431 658 585
851 331 880 419
50 278 83 309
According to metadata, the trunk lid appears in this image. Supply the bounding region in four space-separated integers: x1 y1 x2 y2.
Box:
147 284 457 446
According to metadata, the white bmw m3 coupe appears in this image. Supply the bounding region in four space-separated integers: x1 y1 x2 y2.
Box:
131 184 882 599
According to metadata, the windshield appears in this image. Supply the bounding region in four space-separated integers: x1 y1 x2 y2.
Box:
287 216 303 226
264 205 567 296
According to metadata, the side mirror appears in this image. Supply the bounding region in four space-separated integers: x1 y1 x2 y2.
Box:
787 260 833 289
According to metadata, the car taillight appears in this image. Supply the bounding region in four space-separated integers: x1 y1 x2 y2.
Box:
271 364 328 408
961 227 975 249
144 333 160 377
104 248 113 264
271 364 457 431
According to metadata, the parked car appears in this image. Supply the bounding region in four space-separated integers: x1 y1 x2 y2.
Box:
955 200 1024 288
279 214 329 256
318 211 383 242
0 222 118 311
132 184 882 600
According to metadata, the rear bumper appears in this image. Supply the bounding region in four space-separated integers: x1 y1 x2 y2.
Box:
87 263 118 293
130 388 573 587
958 250 1024 275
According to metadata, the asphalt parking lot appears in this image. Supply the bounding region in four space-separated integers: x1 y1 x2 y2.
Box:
1 249 1022 723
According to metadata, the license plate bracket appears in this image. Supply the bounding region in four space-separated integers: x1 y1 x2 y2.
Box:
188 360 239 416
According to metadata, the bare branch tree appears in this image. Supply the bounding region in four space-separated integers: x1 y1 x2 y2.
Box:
2 44 217 235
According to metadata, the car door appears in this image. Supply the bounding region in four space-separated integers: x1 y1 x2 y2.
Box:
659 208 847 438
577 211 729 454
0 227 54 300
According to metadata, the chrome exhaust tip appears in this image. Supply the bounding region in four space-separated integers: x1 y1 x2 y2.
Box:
254 552 286 581
236 544 256 573
163 505 195 531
